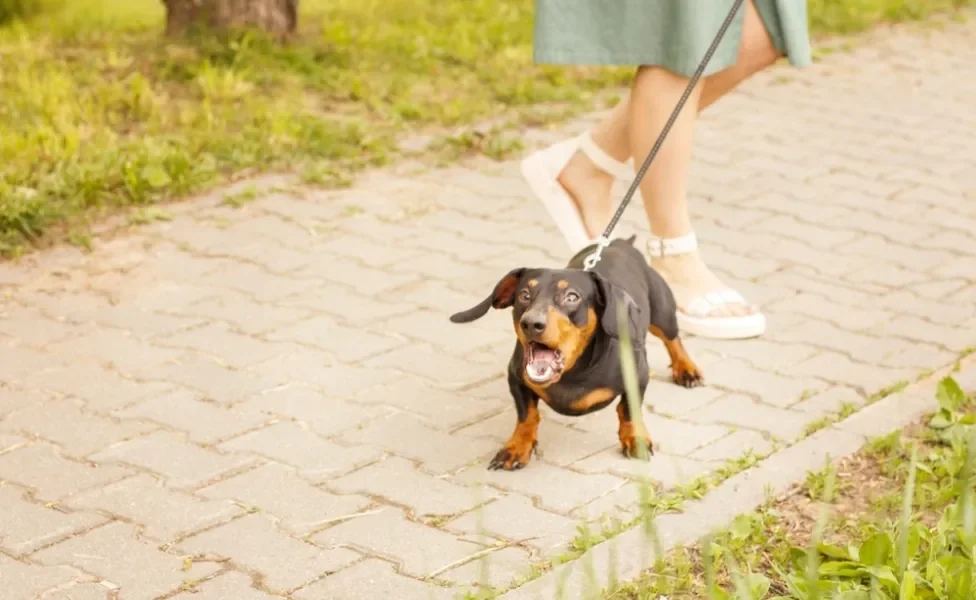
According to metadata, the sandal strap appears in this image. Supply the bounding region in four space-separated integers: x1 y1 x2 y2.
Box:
578 131 634 181
646 232 699 258
685 289 747 318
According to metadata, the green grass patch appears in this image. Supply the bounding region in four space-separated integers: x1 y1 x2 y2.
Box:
610 376 976 599
1 0 973 257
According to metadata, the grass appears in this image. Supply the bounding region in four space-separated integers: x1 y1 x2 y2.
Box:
605 375 976 599
1 0 973 257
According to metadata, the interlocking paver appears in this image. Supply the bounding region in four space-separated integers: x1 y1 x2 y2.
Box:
117 389 270 443
34 522 218 600
241 383 382 437
92 431 257 489
0 486 106 555
2 16 976 599
1 398 153 457
293 558 455 600
312 508 484 578
220 421 382 480
0 444 132 501
179 514 359 593
0 554 84 599
341 413 498 473
199 463 371 535
331 456 495 517
66 474 242 543
172 571 276 599
446 494 578 553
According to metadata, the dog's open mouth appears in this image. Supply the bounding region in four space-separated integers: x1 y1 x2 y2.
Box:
525 342 564 384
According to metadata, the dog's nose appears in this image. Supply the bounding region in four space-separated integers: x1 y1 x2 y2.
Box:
520 314 546 335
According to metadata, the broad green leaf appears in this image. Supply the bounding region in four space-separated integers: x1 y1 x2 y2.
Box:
819 560 866 578
141 165 172 189
900 570 916 600
864 565 899 590
818 543 852 561
936 377 966 413
746 572 771 599
929 413 953 430
730 514 755 542
859 533 893 568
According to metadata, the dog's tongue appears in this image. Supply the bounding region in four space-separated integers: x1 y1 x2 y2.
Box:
526 347 558 383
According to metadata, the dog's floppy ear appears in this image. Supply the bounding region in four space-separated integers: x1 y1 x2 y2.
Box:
589 272 639 338
450 268 526 323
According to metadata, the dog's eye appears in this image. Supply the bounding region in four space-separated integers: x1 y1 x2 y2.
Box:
518 289 531 303
564 291 580 303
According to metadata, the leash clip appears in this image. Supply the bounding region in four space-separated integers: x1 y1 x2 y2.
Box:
582 235 611 271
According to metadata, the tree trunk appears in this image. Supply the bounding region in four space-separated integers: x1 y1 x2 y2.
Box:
163 0 298 37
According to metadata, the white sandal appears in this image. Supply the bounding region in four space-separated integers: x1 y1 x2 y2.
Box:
647 233 766 340
520 131 634 254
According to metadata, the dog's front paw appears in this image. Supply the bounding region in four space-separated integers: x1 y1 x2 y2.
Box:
619 433 654 460
488 442 536 471
671 361 704 389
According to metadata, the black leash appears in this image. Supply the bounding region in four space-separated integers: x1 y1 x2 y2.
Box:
583 0 746 271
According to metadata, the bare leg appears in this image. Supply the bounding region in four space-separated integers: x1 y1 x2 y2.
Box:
557 0 782 318
557 0 782 240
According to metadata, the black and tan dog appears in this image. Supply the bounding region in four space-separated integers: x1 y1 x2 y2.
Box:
450 236 703 470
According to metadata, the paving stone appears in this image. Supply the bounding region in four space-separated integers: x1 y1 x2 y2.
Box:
133 354 279 405
220 421 381 481
379 308 512 354
248 355 393 396
34 522 218 600
689 430 774 462
266 315 404 363
1 399 153 457
296 256 421 296
0 432 27 452
454 461 625 514
0 554 83 599
117 389 269 444
697 357 826 408
331 456 494 517
92 431 257 489
0 444 132 501
360 343 504 388
341 414 498 473
156 323 292 369
791 386 865 416
67 474 242 543
205 262 319 302
446 494 578 553
183 294 312 336
0 486 106 555
354 377 503 431
534 422 618 466
18 364 169 412
572 450 716 492
293 558 455 600
45 582 114 599
47 329 183 374
241 384 381 437
572 409 730 456
172 571 276 599
313 508 484 579
0 343 61 384
282 283 415 325
179 514 359 593
441 546 531 590
199 463 371 535
689 394 810 441
74 306 203 339
790 352 918 396
640 378 727 418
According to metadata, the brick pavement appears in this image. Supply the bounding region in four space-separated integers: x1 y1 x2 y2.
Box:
2 15 975 600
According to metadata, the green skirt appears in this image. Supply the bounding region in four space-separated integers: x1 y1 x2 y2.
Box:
533 0 812 76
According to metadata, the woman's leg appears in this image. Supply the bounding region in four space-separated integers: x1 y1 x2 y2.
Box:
557 0 782 244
